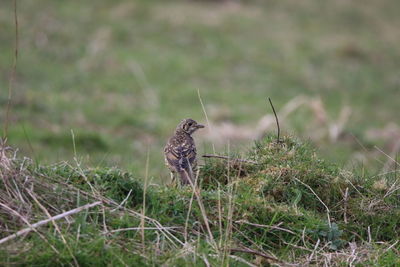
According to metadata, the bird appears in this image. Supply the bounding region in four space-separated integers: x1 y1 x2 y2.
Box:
164 118 205 186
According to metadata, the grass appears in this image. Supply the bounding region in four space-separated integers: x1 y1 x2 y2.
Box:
1 0 400 181
1 0 399 265
1 134 399 266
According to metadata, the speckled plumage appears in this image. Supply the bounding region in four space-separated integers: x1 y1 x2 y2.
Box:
164 119 204 185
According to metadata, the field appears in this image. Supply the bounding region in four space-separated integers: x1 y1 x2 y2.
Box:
1 0 400 179
1 0 400 266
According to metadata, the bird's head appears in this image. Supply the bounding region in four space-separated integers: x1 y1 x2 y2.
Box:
176 118 205 135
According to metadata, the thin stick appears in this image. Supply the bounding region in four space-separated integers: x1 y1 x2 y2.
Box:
0 202 60 254
69 134 97 196
0 201 102 245
384 240 399 253
104 227 179 234
141 148 150 253
27 190 79 267
217 184 223 247
71 129 77 159
223 141 234 265
368 226 372 243
45 174 185 248
349 133 384 165
283 241 314 253
307 239 320 263
185 159 217 249
111 189 132 212
201 254 212 267
184 169 199 243
197 89 215 154
343 187 349 224
294 177 331 228
234 220 297 235
3 0 18 139
202 154 257 164
268 97 281 143
230 247 282 263
22 124 37 161
101 205 108 233
228 255 257 267
375 145 400 168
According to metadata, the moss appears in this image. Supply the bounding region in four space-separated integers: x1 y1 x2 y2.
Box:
36 164 146 207
198 134 400 245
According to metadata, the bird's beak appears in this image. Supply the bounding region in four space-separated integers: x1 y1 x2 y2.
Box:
196 124 205 129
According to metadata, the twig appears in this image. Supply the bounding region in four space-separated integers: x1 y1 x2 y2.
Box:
234 220 297 235
22 124 37 161
223 141 234 265
384 181 400 199
202 154 257 164
384 240 399 253
0 202 60 254
70 131 98 196
111 189 132 212
349 133 384 165
27 190 79 267
302 227 309 249
283 241 314 253
343 187 349 224
230 247 282 263
383 155 399 199
141 148 150 253
217 184 223 247
101 205 108 233
104 227 179 234
228 255 257 267
268 97 281 143
0 201 102 245
307 239 320 263
201 254 212 267
43 174 185 248
197 89 216 154
368 226 372 243
185 159 217 249
375 145 400 168
184 169 200 243
294 177 331 228
231 225 271 257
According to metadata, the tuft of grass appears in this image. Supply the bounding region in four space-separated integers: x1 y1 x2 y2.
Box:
36 164 146 207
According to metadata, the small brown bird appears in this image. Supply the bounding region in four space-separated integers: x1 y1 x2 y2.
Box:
164 119 205 185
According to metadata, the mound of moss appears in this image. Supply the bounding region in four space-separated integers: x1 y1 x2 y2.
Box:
36 164 146 207
150 135 399 253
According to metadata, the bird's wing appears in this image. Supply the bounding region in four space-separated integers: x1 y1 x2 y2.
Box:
165 141 196 171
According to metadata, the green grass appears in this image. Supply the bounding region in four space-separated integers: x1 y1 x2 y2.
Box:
1 135 399 266
1 1 399 264
1 0 400 182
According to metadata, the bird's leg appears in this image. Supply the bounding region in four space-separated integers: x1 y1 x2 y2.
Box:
170 172 178 188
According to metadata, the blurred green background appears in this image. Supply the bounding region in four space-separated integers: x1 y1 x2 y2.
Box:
1 0 399 182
